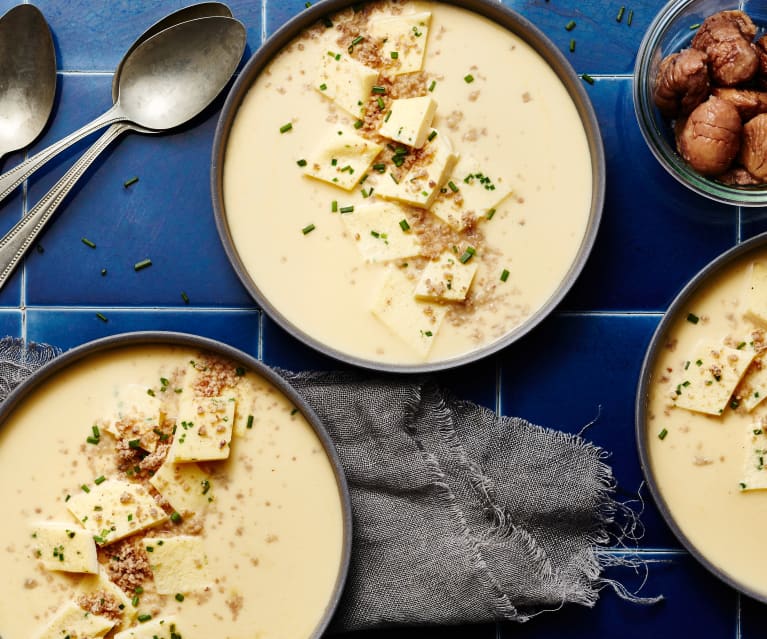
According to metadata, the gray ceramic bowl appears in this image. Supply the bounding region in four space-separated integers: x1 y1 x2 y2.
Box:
636 233 767 601
634 0 767 205
211 0 605 373
0 330 352 638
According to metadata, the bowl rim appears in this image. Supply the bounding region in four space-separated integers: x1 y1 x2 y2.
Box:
635 231 767 603
211 0 606 373
0 330 353 638
632 0 767 206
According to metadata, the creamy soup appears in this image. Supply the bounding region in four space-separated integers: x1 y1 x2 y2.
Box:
223 0 593 366
646 246 767 597
0 344 345 639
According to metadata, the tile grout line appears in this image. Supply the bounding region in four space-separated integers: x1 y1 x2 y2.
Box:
261 0 268 44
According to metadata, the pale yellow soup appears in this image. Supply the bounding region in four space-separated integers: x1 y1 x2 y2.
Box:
647 248 767 596
0 345 344 639
223 0 593 366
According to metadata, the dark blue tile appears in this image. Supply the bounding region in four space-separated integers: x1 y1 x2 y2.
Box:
501 0 662 75
499 312 677 548
0 310 22 340
265 0 306 37
500 554 735 639
26 308 260 356
435 357 498 411
562 78 737 312
741 593 767 639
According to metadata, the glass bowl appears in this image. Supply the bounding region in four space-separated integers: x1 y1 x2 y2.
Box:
633 0 767 206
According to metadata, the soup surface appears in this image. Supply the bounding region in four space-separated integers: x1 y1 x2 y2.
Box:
0 344 344 639
647 246 767 596
223 0 593 366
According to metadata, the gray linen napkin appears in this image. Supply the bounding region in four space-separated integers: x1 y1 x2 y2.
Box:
0 338 656 632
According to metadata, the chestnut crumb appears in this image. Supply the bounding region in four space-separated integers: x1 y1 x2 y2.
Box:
678 96 742 175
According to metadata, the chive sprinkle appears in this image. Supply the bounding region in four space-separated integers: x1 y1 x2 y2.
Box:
137 614 152 623
391 51 399 59
302 223 316 235
131 595 140 607
123 176 139 188
81 484 90 493
687 312 699 324
399 219 410 231
627 9 634 25
373 163 386 173
96 312 108 323
565 20 576 31
427 130 438 142
170 512 182 523
94 475 106 485
181 291 190 304
377 96 385 109
351 35 364 46
354 119 364 129
279 122 293 133
100 268 107 276
384 110 392 122
658 428 668 440
296 159 307 167
500 269 510 282
322 17 333 28
428 80 436 92
372 85 386 94
689 22 700 30
569 39 575 52
447 181 459 193
128 439 141 449
133 258 152 271
486 208 497 220
247 414 254 429
87 436 100 445
176 593 185 602
616 6 625 22
459 246 476 264
464 74 474 83
581 73 594 85
319 82 327 91
339 205 354 214
81 237 96 249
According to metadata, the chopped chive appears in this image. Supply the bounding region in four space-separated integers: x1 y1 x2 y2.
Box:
459 246 476 264
372 85 386 94
486 208 496 220
391 51 399 59
133 258 152 271
373 163 386 173
86 436 99 445
91 425 100 438
565 20 576 30
689 22 700 30
687 312 699 324
131 595 140 607
755 429 763 436
181 291 190 304
296 159 307 167
427 130 438 142
351 35 364 46
247 415 254 429
291 407 299 415
447 181 459 193
123 176 139 188
330 200 338 213
377 96 385 109
137 614 152 623
581 73 594 85
737 341 747 349
464 74 474 83
301 223 316 235
353 119 364 129
94 475 106 485
500 269 510 282
319 82 327 91
170 512 182 524
322 16 333 28
96 312 108 323
100 268 107 276
384 110 392 122
740 482 747 490
128 439 141 449
627 9 634 25
81 484 91 493
569 39 575 52
370 230 380 238
390 173 399 184
428 80 436 92
339 205 354 214
616 6 625 22
175 593 185 602
399 219 410 231
81 237 96 249
279 122 293 133
305 1 311 7
658 428 668 440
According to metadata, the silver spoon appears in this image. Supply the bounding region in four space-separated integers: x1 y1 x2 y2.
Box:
0 15 246 290
0 4 56 160
0 5 237 204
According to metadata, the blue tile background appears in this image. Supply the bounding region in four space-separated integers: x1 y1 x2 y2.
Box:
2 0 767 637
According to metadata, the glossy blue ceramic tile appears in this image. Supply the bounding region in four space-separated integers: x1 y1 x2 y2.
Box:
740 593 767 639
501 0 656 75
435 357 498 410
0 311 21 341
22 75 253 307
26 308 260 355
499 312 677 548
740 208 767 241
562 78 738 313
265 0 306 37
501 554 735 639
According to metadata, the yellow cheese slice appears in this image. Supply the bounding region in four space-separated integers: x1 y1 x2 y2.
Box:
113 617 181 639
745 262 767 327
149 458 212 516
303 127 383 190
169 395 236 462
66 478 167 546
735 352 767 412
78 567 137 630
368 11 431 74
376 130 458 208
33 600 115 639
316 51 378 117
673 340 756 415
414 250 478 302
741 425 767 491
371 265 448 358
29 521 99 574
341 202 421 262
378 96 437 149
144 535 211 594
430 156 514 231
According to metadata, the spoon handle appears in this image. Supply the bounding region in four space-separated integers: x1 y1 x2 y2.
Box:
0 107 125 206
0 123 129 291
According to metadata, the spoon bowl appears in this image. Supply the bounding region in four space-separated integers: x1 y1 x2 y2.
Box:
0 4 56 159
